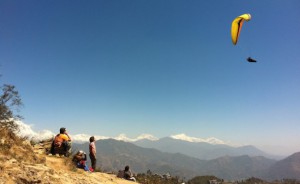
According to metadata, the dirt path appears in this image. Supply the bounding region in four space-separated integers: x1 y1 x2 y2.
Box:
45 155 136 184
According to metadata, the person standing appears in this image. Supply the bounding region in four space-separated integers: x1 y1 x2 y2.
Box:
89 136 97 171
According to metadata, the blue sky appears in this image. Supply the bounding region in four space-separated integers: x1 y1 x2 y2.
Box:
1 0 300 155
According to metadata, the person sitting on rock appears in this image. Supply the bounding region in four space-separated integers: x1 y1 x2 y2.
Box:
51 127 72 156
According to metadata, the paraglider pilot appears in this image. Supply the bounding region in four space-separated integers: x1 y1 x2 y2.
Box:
247 57 257 63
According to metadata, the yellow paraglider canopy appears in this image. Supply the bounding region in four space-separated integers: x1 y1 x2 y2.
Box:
231 14 251 45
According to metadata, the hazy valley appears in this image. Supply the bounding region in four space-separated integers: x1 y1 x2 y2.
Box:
73 138 300 181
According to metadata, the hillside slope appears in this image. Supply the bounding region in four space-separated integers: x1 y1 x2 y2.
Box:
0 128 137 184
74 139 206 180
73 139 276 180
267 152 300 180
134 137 279 160
1 155 136 184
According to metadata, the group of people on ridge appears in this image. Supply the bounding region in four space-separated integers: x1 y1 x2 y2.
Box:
50 127 97 171
71 136 97 172
50 127 136 182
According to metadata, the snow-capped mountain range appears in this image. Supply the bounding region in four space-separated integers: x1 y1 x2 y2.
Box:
170 133 227 145
15 120 283 160
14 120 230 145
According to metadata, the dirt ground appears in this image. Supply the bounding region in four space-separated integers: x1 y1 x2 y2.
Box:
0 137 138 184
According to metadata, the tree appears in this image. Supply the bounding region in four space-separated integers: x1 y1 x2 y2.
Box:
0 84 23 130
187 175 221 184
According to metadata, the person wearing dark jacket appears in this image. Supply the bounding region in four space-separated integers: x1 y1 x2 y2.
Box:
124 165 136 182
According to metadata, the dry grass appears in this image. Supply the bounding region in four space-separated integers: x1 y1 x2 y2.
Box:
0 127 140 184
0 127 45 164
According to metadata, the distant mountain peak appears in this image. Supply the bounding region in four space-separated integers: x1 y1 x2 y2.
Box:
170 133 226 145
12 120 233 146
72 134 109 143
70 133 159 143
115 133 159 142
136 134 159 141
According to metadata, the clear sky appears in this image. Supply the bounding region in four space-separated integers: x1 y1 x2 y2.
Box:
1 0 300 155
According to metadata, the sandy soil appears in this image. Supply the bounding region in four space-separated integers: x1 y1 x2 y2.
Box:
0 141 138 184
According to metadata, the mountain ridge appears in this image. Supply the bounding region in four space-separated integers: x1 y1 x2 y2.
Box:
267 152 300 180
133 137 281 160
15 120 285 159
4 122 300 182
73 139 291 180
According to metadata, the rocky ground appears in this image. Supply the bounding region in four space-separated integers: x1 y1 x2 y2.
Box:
0 134 138 184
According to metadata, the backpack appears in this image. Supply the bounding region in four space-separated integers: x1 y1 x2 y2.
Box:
54 134 63 147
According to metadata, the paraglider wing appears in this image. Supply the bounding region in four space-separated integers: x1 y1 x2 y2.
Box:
231 14 251 45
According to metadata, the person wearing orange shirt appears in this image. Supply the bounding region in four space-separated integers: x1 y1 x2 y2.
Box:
51 127 72 156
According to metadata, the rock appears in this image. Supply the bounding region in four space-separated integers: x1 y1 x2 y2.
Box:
0 140 139 184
